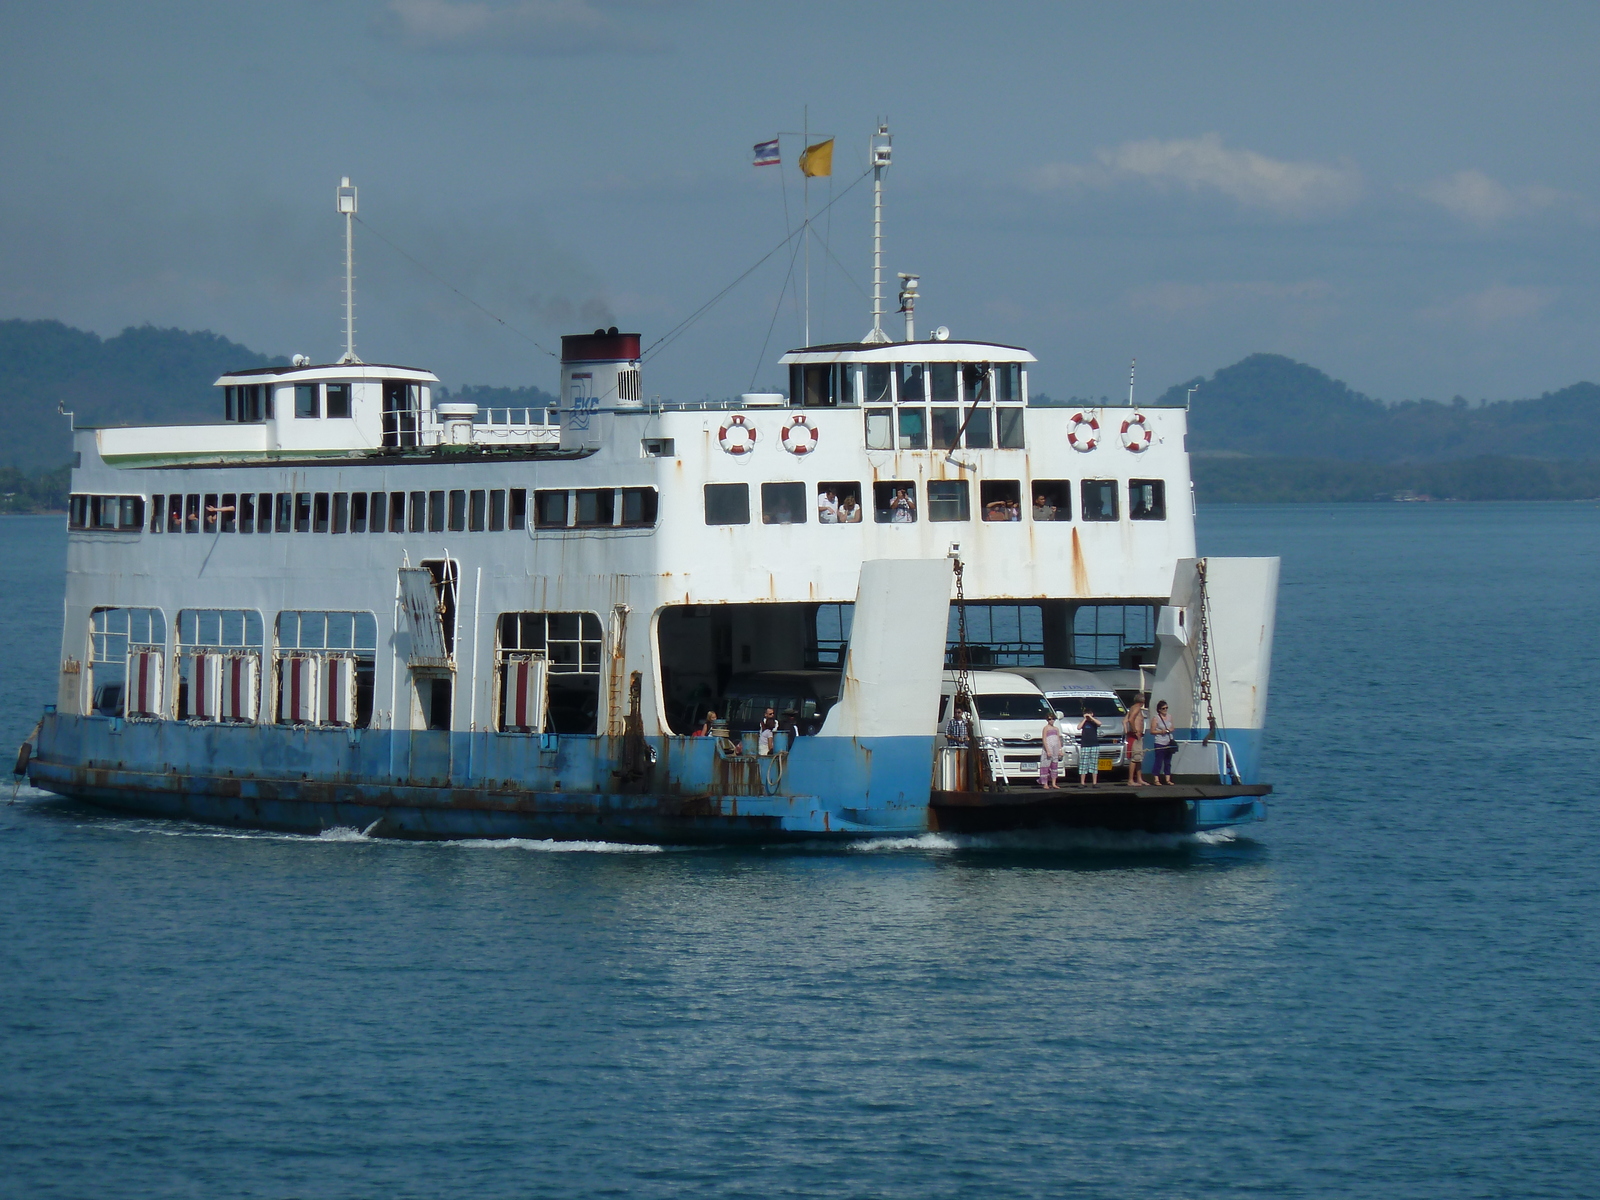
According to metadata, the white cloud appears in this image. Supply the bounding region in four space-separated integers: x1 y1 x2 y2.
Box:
1415 169 1572 226
1033 133 1363 218
383 0 659 54
1419 284 1557 330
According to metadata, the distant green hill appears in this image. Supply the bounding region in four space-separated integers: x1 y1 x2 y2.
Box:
4 320 1599 504
0 319 286 470
1160 353 1600 462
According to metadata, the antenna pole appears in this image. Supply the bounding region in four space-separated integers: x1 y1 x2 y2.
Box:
864 124 893 343
803 107 810 348
336 177 362 364
1128 357 1136 406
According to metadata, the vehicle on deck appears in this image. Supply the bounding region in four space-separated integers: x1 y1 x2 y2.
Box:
939 670 1057 785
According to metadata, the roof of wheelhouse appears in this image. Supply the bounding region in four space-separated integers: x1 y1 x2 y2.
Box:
778 339 1035 365
214 362 438 385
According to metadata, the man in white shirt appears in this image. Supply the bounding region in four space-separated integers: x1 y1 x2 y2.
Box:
817 488 839 524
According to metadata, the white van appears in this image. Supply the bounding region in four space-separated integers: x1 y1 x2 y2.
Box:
1009 668 1130 770
938 670 1057 784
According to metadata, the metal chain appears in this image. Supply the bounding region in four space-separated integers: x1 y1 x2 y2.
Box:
1194 559 1220 744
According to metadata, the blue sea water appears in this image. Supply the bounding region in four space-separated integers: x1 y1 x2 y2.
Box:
1 504 1597 1199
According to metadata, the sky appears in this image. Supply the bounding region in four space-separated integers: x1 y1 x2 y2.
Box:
3 0 1599 403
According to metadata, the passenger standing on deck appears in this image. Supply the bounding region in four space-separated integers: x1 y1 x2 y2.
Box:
944 704 971 745
1150 700 1176 785
1124 695 1148 785
1076 709 1103 784
758 707 778 756
1039 713 1065 789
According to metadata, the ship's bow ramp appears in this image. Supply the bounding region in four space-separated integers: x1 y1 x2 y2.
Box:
774 559 951 814
1152 557 1280 784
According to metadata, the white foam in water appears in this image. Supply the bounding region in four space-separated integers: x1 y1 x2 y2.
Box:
317 826 370 842
846 833 965 852
455 837 663 854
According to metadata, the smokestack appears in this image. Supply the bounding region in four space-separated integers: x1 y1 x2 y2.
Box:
559 327 642 451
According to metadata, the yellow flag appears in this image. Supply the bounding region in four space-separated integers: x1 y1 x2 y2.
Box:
799 138 834 178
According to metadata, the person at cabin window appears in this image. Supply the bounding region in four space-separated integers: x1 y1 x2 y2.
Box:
891 488 915 523
694 710 718 737
818 489 838 524
1033 492 1056 521
838 493 861 523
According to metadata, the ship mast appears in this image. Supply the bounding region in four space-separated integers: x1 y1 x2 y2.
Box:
863 124 893 344
336 177 362 365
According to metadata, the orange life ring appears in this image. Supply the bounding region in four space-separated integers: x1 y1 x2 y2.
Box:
1120 412 1152 452
1067 412 1100 452
780 415 818 455
718 414 758 456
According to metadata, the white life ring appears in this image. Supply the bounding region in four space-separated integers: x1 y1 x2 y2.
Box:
1067 412 1100 452
780 415 819 455
1120 412 1152 452
718 414 758 456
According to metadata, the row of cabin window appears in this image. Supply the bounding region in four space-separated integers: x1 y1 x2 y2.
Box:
705 479 1167 526
146 487 662 535
223 382 354 422
792 362 1025 408
68 494 145 531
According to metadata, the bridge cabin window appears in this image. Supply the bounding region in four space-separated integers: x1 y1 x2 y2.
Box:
326 384 352 418
761 482 806 525
704 483 750 525
791 364 846 408
860 361 1024 451
295 385 320 419
873 481 917 523
175 609 264 723
1129 479 1166 521
1031 480 1071 521
816 482 863 523
1080 480 1119 522
274 611 377 728
224 384 269 423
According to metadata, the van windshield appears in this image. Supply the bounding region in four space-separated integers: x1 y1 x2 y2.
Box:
974 693 1056 721
1051 695 1126 718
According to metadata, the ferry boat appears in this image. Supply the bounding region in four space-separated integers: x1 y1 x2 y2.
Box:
22 143 1277 842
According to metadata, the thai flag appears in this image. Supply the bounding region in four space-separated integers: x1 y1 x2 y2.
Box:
753 138 780 167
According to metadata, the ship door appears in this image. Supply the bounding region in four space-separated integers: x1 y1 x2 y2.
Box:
382 381 420 448
399 560 458 784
